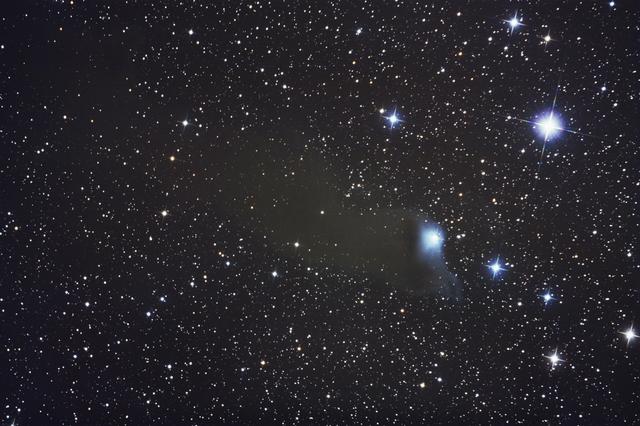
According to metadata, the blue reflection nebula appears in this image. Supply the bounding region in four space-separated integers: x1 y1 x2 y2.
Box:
419 224 444 256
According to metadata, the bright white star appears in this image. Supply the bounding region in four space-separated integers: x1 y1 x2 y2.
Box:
536 112 562 141
506 12 522 33
621 326 638 344
419 225 445 257
421 229 443 250
426 232 442 246
182 119 189 127
545 350 563 367
384 108 402 128
488 258 504 278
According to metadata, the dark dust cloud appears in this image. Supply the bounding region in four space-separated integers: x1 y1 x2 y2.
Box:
1 1 639 425
209 140 461 299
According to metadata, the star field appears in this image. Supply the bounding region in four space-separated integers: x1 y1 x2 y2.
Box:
1 1 639 424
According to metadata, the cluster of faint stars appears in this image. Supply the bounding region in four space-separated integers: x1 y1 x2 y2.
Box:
161 5 631 389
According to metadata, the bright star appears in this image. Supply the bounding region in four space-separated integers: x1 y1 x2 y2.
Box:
419 224 444 256
182 119 189 127
487 258 504 278
535 112 562 141
506 12 522 33
542 291 553 304
545 349 563 367
621 326 638 344
426 232 442 247
383 108 402 128
422 229 443 250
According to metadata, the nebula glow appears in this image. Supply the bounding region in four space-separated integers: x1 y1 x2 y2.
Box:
419 225 444 255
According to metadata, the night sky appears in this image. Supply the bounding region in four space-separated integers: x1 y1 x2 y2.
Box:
2 0 640 424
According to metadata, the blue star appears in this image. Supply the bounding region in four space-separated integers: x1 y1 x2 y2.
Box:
541 290 554 305
534 111 563 141
487 257 504 279
421 227 443 251
506 12 522 33
383 108 403 129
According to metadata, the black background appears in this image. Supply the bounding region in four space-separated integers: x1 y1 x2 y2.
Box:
1 0 639 424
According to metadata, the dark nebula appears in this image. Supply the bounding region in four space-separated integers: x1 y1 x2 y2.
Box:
210 140 460 298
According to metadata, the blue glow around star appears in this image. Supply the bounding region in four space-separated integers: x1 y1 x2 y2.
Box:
487 257 505 279
534 111 563 141
506 12 522 33
422 229 443 250
383 108 402 128
541 290 555 305
419 224 444 256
